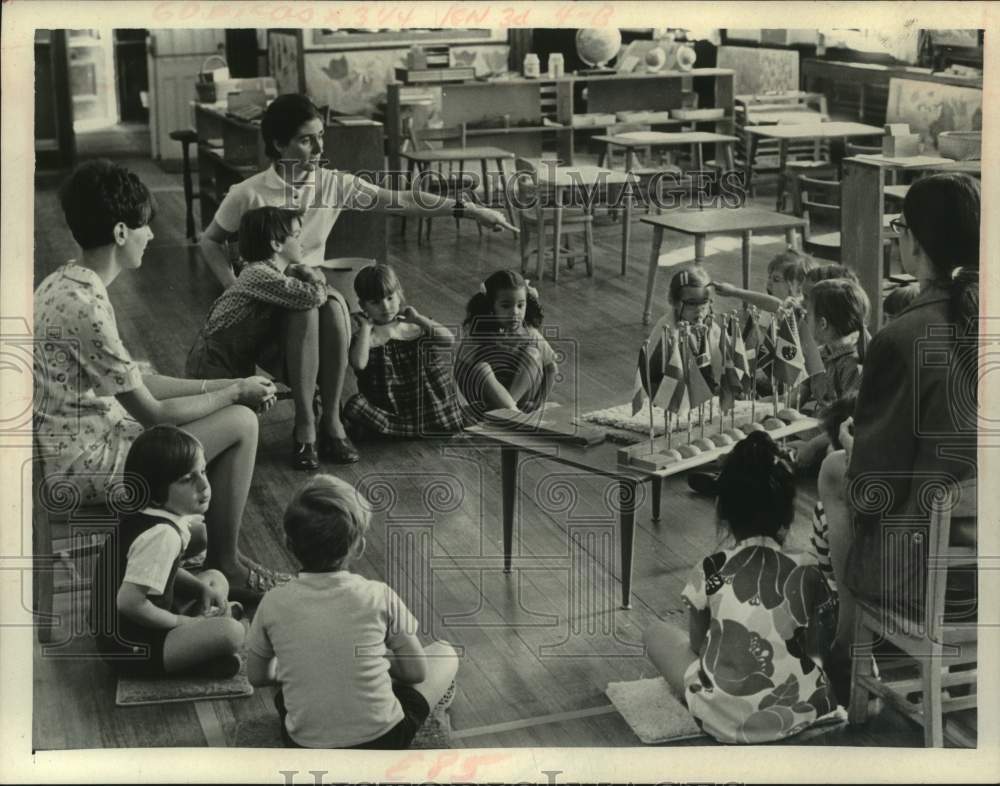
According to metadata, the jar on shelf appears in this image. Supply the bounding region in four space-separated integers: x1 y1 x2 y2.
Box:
548 53 565 78
523 53 540 78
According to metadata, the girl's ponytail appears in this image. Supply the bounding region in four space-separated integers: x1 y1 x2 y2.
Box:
463 291 494 333
856 325 870 364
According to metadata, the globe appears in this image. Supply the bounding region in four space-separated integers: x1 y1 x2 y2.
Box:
575 28 622 69
645 47 667 72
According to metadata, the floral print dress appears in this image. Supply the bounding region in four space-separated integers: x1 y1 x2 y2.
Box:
681 536 839 744
33 263 145 504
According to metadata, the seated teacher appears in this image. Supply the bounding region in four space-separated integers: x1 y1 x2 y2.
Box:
34 160 285 602
198 94 515 463
820 172 979 702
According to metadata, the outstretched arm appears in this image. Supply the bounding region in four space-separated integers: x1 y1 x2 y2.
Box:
712 281 783 313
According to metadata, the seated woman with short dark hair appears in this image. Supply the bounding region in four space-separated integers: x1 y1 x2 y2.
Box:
34 159 287 602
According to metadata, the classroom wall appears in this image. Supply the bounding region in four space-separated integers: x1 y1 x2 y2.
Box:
304 44 509 115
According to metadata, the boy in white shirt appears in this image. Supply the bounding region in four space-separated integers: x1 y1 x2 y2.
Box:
247 474 458 748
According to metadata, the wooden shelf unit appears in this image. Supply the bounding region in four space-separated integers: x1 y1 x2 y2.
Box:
193 103 388 263
384 69 735 174
802 59 983 126
840 156 981 327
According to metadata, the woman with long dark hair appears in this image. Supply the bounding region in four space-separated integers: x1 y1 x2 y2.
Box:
820 172 980 702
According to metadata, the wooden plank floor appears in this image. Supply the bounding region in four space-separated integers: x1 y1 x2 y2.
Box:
32 143 932 750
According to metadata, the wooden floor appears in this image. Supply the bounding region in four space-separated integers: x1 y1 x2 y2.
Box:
32 142 932 750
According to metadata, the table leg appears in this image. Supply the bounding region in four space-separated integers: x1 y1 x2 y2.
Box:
180 140 195 241
552 194 563 283
694 234 706 266
643 225 665 325
776 140 789 211
497 158 515 227
621 183 632 276
785 226 800 252
481 159 490 209
745 134 757 197
742 229 752 290
619 478 637 609
501 445 518 575
651 477 661 522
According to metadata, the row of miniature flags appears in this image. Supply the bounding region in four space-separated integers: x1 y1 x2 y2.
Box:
631 306 808 417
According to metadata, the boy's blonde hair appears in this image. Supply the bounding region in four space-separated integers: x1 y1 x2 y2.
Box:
283 475 372 572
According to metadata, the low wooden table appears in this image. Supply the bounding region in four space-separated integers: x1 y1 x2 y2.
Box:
744 121 884 209
639 208 806 324
465 406 817 609
592 131 739 172
402 145 517 224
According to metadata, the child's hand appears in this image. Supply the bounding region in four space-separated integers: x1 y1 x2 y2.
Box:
712 281 738 297
397 305 422 324
287 264 325 285
200 581 229 616
839 417 855 458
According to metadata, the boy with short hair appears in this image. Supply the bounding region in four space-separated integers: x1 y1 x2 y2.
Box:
247 474 458 748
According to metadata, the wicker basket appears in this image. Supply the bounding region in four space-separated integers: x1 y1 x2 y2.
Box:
196 55 229 103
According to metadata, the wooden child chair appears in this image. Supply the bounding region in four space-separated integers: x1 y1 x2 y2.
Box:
513 157 594 282
848 479 978 747
401 120 477 243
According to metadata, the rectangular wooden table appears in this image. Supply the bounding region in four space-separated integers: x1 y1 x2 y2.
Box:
592 131 739 172
525 160 638 278
639 208 806 324
402 145 517 224
744 121 885 209
465 409 817 609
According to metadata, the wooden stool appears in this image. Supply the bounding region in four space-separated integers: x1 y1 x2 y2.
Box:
169 129 200 242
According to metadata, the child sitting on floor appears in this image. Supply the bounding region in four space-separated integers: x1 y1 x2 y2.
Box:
345 263 465 438
456 269 558 418
643 431 840 743
90 425 246 679
646 265 724 391
712 248 814 313
186 206 359 471
247 474 459 749
786 278 870 469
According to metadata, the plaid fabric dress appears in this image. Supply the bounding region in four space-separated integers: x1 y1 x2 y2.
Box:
344 334 466 438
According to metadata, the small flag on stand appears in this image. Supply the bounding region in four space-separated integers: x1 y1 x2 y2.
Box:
690 324 719 395
685 330 715 409
630 333 668 415
720 315 747 414
667 327 690 416
730 313 751 391
773 308 808 387
653 329 680 409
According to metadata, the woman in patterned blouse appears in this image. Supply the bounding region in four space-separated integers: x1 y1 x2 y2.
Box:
34 160 286 602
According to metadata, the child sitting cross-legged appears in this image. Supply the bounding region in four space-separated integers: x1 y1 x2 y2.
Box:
643 431 841 744
344 263 466 438
247 475 459 749
90 425 246 679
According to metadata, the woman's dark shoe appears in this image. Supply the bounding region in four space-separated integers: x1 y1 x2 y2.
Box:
291 440 320 471
319 433 360 464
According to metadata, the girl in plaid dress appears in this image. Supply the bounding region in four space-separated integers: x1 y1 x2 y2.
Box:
455 270 558 420
344 265 465 438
